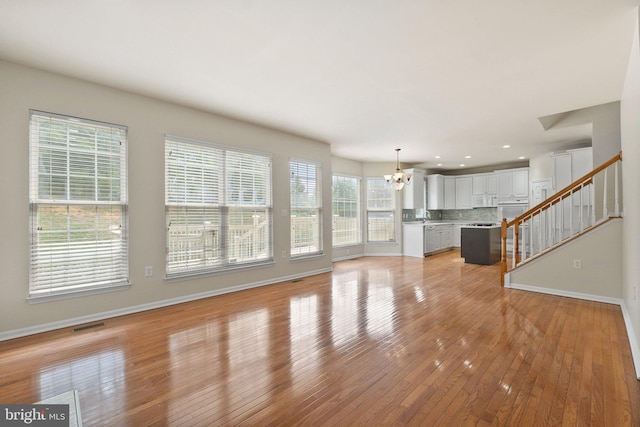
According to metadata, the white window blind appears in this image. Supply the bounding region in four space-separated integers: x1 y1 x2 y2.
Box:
290 159 322 257
29 111 128 297
366 178 395 242
165 136 272 276
332 175 361 247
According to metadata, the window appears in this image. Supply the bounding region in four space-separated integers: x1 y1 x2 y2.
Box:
366 178 395 242
332 175 361 247
29 111 128 298
165 136 272 276
290 159 322 257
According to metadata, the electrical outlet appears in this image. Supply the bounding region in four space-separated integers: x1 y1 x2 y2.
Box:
282 250 287 258
573 259 582 269
145 266 153 277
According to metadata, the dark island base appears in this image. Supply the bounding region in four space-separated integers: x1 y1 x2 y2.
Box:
460 226 501 265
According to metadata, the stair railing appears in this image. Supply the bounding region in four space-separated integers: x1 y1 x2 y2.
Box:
501 151 622 285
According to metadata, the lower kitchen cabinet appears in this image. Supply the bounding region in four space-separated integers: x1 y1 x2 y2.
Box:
425 224 453 255
402 223 426 258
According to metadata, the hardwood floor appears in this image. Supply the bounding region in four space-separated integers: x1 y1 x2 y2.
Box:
1 250 639 426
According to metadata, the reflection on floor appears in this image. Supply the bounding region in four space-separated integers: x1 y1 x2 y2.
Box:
1 251 639 425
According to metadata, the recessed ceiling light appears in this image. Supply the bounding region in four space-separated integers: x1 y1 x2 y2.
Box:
459 163 465 167
464 155 471 159
518 156 526 160
435 155 441 159
502 145 511 149
437 163 443 166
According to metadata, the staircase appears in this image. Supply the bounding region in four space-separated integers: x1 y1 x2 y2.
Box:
501 151 623 285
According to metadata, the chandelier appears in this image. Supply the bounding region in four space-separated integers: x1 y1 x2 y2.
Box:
384 148 412 191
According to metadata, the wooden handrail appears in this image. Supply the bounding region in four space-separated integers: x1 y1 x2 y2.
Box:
504 151 621 229
500 151 622 285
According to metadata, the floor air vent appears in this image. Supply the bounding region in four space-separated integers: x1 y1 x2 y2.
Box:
73 322 105 332
291 279 303 283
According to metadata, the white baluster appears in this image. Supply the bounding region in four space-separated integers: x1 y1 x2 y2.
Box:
603 168 609 219
537 209 542 255
590 182 596 226
579 184 584 233
615 161 620 216
567 193 572 240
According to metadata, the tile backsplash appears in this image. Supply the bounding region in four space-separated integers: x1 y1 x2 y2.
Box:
403 208 498 222
441 208 498 222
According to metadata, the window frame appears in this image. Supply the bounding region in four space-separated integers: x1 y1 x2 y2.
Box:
366 177 396 243
331 174 362 247
290 158 323 258
28 110 129 301
165 135 273 278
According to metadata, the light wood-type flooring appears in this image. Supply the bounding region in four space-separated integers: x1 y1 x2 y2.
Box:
1 250 639 426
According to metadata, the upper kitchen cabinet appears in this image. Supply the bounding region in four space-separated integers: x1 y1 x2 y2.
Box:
513 170 528 197
402 168 426 209
427 174 445 210
472 174 486 196
497 168 529 202
455 176 473 209
444 176 456 209
486 174 498 195
471 173 498 207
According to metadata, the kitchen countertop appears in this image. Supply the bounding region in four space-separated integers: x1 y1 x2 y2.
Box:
403 220 499 226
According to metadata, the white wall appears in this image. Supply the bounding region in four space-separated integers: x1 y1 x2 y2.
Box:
621 9 640 377
509 219 623 301
363 162 404 256
0 60 333 337
331 156 365 260
528 153 554 184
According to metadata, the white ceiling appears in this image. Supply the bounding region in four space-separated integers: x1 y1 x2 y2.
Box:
0 1 638 170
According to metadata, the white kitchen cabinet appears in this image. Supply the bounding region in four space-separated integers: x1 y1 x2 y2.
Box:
424 224 453 254
553 153 572 190
569 147 593 179
513 170 529 198
456 176 473 209
455 176 473 209
485 173 498 195
453 224 462 247
427 174 445 210
424 225 439 254
498 172 513 199
440 225 452 248
402 223 426 258
471 173 498 207
552 147 593 229
444 177 456 210
497 168 529 201
568 148 593 206
402 168 426 209
472 174 486 196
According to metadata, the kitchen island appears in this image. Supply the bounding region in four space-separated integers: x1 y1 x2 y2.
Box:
460 224 501 265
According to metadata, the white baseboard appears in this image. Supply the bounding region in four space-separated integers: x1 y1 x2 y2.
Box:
0 267 332 342
363 252 403 257
620 301 640 379
507 282 623 305
508 281 640 379
332 254 363 262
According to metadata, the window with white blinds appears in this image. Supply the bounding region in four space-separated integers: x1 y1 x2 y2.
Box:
332 175 361 247
290 159 322 257
165 136 272 276
366 178 396 242
29 111 128 298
